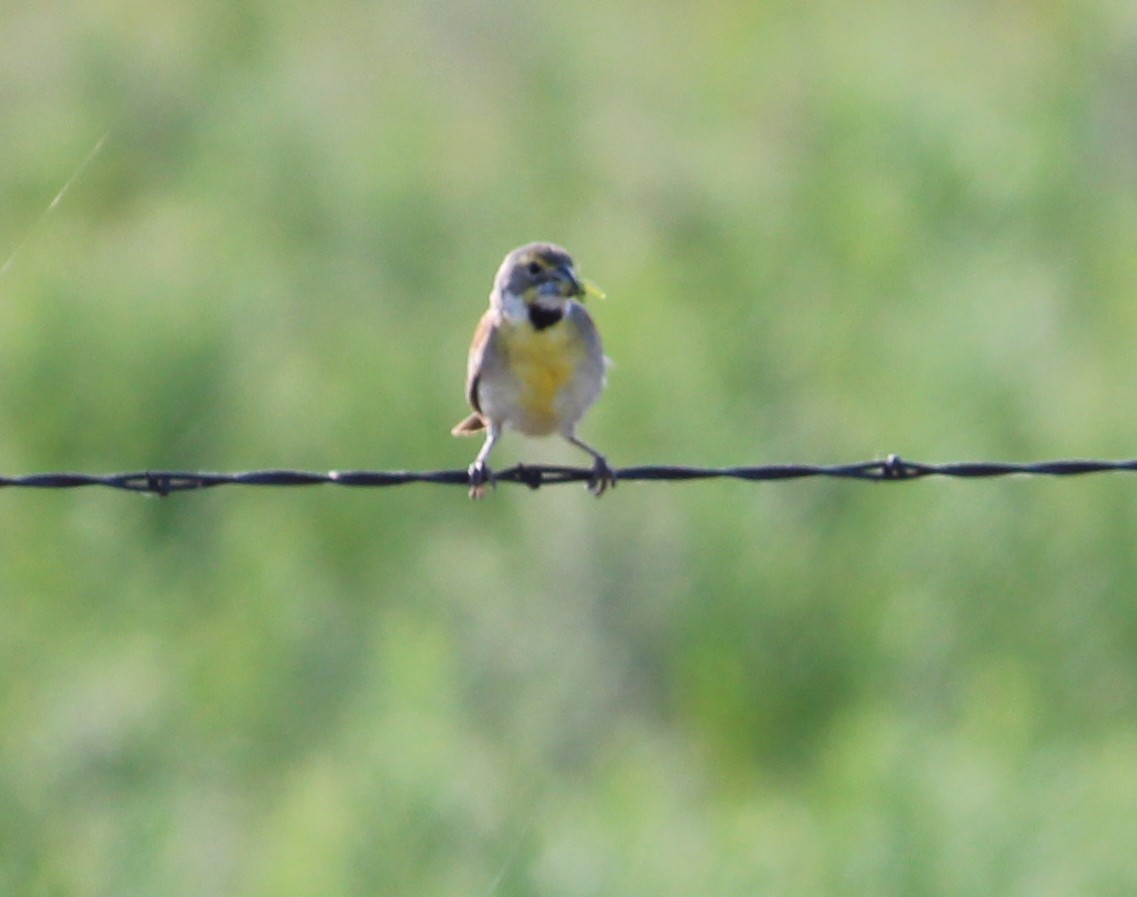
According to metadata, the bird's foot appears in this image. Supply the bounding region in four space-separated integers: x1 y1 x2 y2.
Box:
468 461 496 499
587 456 617 496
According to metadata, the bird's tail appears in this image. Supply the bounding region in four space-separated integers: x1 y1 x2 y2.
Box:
450 413 487 436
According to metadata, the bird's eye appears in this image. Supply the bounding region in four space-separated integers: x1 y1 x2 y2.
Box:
526 261 543 277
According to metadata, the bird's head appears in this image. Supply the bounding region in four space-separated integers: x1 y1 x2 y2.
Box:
491 242 604 324
497 242 583 303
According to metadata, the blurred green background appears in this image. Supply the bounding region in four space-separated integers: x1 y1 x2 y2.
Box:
4 1 1137 894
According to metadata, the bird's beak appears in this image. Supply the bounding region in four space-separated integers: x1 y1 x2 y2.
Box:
556 264 585 297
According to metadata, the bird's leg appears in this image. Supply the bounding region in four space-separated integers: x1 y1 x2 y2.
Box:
468 425 500 499
567 434 616 496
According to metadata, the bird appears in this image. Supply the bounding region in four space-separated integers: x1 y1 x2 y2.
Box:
452 242 614 499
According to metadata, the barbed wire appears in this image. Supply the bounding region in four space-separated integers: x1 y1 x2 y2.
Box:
2 455 1137 496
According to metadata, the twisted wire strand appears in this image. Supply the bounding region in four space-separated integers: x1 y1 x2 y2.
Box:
2 455 1137 495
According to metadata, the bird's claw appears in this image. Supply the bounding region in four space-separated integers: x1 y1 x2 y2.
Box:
587 457 617 496
468 461 496 499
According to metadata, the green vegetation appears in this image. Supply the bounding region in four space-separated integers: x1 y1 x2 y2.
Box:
4 1 1137 894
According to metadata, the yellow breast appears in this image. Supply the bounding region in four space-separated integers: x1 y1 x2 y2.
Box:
499 319 582 435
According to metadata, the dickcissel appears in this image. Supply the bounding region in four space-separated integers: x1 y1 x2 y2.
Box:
452 242 614 498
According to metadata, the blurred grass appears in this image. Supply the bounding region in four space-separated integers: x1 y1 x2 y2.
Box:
4 0 1137 894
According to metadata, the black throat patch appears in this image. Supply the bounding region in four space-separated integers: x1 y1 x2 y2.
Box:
528 304 564 331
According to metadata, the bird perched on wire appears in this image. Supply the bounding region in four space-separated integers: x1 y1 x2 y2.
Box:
452 242 614 499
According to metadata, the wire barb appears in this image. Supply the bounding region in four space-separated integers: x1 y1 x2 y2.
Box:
3 456 1137 496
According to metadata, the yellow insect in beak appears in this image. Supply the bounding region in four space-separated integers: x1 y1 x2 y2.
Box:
553 264 605 301
580 279 606 302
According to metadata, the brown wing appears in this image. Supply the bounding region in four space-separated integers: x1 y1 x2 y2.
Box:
450 310 498 435
464 309 498 413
